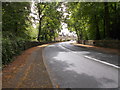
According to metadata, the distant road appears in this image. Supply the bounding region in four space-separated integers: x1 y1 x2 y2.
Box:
43 41 119 88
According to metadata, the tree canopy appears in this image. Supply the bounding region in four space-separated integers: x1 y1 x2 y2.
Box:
65 2 120 40
35 2 63 42
2 2 32 38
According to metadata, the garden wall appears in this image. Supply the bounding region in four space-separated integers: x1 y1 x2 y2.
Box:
78 40 120 49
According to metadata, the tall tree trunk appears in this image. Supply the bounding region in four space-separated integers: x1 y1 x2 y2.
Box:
37 18 41 42
44 29 48 42
103 19 106 39
115 3 120 39
79 27 82 40
75 26 80 43
37 5 41 42
104 2 110 38
53 30 56 41
112 3 118 39
37 3 46 42
94 15 100 40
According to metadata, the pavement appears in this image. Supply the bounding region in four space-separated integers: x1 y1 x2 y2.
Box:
43 41 119 88
2 44 53 88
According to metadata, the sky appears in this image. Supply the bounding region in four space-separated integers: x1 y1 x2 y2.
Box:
60 23 77 37
30 2 77 37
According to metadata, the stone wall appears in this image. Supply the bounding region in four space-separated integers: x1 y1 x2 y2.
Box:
24 41 60 50
78 40 120 49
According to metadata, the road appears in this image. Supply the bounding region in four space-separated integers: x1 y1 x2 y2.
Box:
43 41 119 88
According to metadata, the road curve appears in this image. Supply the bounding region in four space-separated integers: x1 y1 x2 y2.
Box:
43 42 119 88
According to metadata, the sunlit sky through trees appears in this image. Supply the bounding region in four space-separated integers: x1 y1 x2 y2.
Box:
30 2 77 37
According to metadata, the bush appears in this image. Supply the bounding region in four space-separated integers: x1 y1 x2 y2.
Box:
2 31 61 66
2 37 29 65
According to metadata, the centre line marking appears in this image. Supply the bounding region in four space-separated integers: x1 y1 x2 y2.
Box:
84 56 120 69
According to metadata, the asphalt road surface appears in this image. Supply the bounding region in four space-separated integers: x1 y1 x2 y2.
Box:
43 41 119 88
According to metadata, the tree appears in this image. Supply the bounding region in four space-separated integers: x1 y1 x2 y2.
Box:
65 2 120 41
36 2 62 42
2 2 32 38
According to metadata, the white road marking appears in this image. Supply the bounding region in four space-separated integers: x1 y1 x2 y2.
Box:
84 56 120 69
55 44 120 69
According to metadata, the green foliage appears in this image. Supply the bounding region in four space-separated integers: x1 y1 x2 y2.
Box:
26 25 38 40
66 2 120 41
36 2 62 42
2 34 29 65
2 2 63 65
2 2 31 32
2 2 33 65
